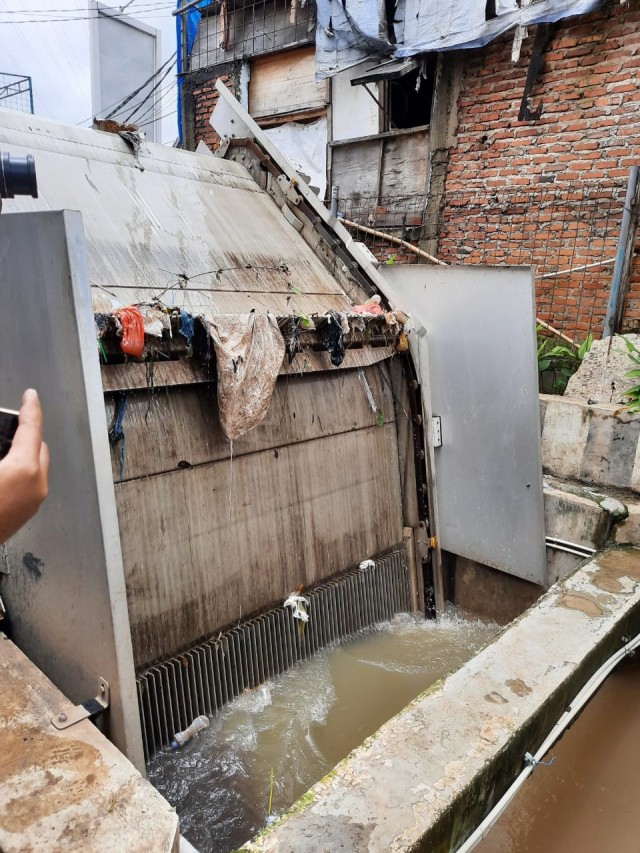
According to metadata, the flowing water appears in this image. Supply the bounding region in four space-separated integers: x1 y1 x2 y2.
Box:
148 608 498 853
475 657 640 853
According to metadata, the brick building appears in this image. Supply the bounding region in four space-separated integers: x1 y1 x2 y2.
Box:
179 0 640 340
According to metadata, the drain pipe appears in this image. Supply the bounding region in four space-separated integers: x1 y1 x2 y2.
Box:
456 629 640 852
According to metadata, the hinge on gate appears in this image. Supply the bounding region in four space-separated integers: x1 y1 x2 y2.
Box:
51 678 110 730
428 536 438 550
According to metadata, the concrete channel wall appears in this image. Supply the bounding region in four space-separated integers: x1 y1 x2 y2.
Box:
241 547 640 852
540 395 640 584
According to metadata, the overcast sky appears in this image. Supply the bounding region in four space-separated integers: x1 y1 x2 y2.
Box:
0 0 179 143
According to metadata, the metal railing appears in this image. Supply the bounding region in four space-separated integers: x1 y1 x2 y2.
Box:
0 73 34 114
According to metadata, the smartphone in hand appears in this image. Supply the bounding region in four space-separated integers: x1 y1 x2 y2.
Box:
0 408 19 460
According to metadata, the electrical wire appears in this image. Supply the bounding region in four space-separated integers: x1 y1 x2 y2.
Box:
0 1 173 11
137 105 177 128
0 6 179 23
456 629 640 852
128 76 176 125
103 51 176 120
124 57 176 122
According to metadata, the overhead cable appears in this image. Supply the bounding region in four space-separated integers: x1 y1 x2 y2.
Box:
124 58 176 123
104 52 176 120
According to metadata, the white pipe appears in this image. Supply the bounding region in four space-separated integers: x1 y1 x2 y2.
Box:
457 629 640 852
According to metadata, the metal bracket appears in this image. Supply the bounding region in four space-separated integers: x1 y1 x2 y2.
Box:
432 415 442 448
276 174 302 205
52 678 110 730
215 136 231 158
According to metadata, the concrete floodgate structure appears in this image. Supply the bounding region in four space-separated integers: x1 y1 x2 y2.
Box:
0 636 179 853
3 91 640 852
242 547 640 853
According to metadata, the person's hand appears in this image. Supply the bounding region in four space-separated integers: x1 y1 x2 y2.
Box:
0 389 49 543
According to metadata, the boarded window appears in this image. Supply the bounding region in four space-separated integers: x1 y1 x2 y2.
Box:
249 47 327 123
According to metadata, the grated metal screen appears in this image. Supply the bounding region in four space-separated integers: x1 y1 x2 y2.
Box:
0 73 33 114
340 182 629 343
137 548 410 761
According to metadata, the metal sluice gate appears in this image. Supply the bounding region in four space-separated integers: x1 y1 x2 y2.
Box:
137 548 411 761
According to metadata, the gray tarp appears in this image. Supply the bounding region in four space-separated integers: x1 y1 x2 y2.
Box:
315 0 603 76
315 0 393 78
397 0 603 55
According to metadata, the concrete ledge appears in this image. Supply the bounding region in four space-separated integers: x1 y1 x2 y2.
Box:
540 395 640 493
0 636 179 853
242 547 640 853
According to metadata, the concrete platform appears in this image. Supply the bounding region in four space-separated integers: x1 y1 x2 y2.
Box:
0 635 179 852
241 547 640 853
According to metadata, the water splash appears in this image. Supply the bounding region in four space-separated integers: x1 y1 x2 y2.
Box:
149 607 498 853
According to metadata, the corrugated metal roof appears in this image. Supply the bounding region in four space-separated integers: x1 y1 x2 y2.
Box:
0 110 353 317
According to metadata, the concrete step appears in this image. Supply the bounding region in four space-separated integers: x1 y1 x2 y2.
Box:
544 475 633 584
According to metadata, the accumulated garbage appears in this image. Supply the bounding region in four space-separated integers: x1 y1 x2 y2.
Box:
171 714 210 750
283 592 310 623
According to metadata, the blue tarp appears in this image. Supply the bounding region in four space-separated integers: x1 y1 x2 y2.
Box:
177 0 214 145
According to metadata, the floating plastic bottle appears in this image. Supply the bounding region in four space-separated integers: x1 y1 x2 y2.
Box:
171 714 209 750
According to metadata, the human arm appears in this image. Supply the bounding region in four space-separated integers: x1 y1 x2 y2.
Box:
0 389 49 543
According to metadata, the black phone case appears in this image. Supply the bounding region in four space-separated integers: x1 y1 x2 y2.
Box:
0 410 19 461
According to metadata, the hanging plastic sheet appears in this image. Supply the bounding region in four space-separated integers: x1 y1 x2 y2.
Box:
315 0 394 79
263 118 328 198
395 0 604 57
205 312 285 441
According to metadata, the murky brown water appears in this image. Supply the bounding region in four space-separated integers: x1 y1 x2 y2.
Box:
148 608 497 853
476 658 640 853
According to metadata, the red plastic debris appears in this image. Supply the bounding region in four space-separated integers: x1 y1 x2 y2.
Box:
113 306 145 358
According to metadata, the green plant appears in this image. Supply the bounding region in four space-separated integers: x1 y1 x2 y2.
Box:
618 336 640 413
536 327 593 395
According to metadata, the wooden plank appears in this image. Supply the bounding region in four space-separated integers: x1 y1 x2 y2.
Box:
101 360 210 392
256 106 326 127
100 346 394 392
0 635 179 853
105 364 396 481
117 422 403 667
249 47 326 119
380 129 429 197
330 137 381 199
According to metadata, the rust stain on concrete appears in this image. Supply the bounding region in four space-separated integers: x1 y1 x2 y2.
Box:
484 691 508 705
0 727 106 832
591 548 640 593
558 593 603 616
505 678 532 697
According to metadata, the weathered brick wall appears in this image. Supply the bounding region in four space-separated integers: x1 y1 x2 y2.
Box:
440 0 640 339
182 63 241 152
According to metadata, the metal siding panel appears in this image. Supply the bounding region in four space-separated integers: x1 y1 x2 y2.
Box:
381 265 547 584
120 421 403 667
0 109 353 317
0 211 144 770
104 365 395 481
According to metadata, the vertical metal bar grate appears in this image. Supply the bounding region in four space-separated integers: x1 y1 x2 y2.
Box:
137 547 410 761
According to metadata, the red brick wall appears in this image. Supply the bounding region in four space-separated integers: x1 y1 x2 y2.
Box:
184 65 241 151
440 0 640 339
